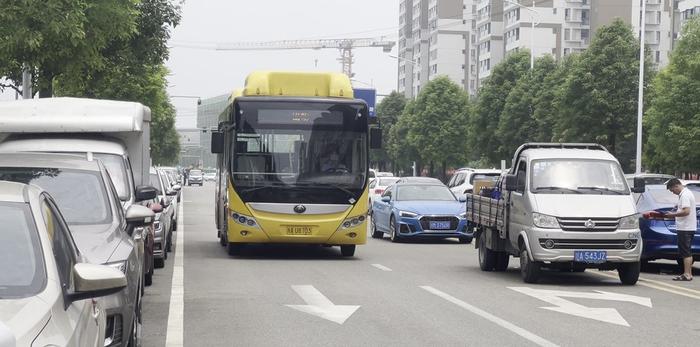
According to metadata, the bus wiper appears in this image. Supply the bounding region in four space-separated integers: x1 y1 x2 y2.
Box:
240 183 286 194
577 186 625 195
535 186 581 193
298 182 355 198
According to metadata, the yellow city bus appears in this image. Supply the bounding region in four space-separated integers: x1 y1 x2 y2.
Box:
211 71 381 257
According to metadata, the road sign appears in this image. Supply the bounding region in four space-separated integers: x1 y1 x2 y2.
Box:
509 287 652 326
353 88 376 118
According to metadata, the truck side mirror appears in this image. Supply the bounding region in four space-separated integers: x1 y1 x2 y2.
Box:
504 174 518 191
370 127 382 149
211 131 224 154
631 177 646 193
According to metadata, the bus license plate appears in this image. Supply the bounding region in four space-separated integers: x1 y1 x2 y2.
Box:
286 226 313 235
574 250 607 264
429 221 451 230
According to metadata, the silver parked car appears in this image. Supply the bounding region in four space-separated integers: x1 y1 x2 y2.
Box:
149 168 175 267
0 181 127 346
159 168 180 231
0 153 155 347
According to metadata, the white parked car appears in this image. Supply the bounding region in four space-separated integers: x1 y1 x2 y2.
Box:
0 181 126 347
447 168 502 196
368 176 401 207
376 171 394 177
204 172 217 182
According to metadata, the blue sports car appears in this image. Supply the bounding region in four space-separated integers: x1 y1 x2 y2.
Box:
370 181 472 243
636 185 700 265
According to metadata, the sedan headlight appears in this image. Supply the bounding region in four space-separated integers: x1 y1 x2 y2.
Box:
459 211 467 219
399 210 418 218
619 214 640 229
105 261 127 274
532 213 559 229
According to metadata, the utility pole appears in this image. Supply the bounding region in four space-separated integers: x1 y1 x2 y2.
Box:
635 0 647 174
21 65 32 99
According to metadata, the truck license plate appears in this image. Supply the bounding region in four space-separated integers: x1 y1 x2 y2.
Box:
429 221 451 230
574 250 607 264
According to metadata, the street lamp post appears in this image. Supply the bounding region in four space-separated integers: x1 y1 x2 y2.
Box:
635 0 647 174
504 0 539 70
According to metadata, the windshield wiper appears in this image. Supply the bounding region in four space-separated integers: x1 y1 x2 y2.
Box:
535 186 581 193
297 182 356 200
240 183 286 194
577 186 625 195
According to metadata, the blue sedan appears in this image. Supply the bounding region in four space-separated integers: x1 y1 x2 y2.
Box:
370 182 472 243
636 185 700 265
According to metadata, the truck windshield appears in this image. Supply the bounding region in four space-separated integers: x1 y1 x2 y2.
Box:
232 100 368 204
0 168 113 225
0 202 46 298
93 153 131 202
530 159 629 195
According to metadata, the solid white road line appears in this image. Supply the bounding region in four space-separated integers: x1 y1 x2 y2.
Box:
593 271 700 300
165 192 185 346
371 263 393 272
421 286 559 347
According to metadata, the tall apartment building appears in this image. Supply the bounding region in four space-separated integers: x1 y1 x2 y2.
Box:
398 0 476 98
676 0 700 36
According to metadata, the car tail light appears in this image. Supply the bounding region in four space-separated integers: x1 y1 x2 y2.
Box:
374 189 384 194
643 211 667 220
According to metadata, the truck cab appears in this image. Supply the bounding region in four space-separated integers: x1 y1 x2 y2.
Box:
470 143 643 284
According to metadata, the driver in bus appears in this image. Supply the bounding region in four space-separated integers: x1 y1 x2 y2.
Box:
320 144 346 173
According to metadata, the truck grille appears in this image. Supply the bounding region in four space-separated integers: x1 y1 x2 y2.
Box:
557 217 619 232
419 216 459 231
539 238 637 250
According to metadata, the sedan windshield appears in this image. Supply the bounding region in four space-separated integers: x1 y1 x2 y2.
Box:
232 100 368 204
93 153 130 202
378 178 400 187
0 202 46 298
531 159 628 195
397 185 456 201
0 168 112 225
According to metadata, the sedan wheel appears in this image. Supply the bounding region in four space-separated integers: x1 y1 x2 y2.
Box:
390 217 401 243
371 217 383 239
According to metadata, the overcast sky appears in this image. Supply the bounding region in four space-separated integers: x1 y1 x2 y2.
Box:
167 0 400 128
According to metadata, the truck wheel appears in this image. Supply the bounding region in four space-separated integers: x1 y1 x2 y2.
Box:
519 248 541 283
228 242 244 256
618 261 641 285
371 218 383 239
494 252 510 271
478 236 496 271
340 245 356 257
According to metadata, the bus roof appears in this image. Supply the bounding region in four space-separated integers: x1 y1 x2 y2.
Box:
0 97 151 133
242 71 354 99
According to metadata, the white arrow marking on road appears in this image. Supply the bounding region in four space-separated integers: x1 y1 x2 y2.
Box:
509 287 652 327
286 285 360 324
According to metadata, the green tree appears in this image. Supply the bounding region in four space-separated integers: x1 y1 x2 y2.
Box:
496 55 558 159
405 76 470 180
371 91 407 171
0 0 138 96
386 107 417 176
556 19 652 172
469 50 530 165
645 16 700 174
533 54 578 142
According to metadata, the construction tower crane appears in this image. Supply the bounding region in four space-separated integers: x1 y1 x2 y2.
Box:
171 38 396 78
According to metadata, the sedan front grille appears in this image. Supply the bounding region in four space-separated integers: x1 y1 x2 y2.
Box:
557 217 619 232
539 238 637 250
419 216 459 231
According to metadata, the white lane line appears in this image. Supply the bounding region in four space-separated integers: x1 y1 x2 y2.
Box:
421 286 559 347
165 191 185 346
593 271 700 300
371 264 393 272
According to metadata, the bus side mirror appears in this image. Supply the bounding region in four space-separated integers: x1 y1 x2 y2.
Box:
632 177 646 193
504 174 518 191
211 131 224 154
370 128 382 149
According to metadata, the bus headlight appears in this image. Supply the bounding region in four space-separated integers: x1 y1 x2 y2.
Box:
230 211 259 228
619 214 640 229
341 215 366 229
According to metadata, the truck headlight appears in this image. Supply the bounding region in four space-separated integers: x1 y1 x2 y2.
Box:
399 211 418 218
619 214 640 229
532 213 559 229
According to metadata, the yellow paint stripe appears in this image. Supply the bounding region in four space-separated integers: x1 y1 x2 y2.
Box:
593 271 700 300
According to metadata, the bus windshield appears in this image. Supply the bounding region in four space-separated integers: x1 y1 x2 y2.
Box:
232 100 368 204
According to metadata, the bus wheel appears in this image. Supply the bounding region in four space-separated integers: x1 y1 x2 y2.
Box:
340 245 356 257
228 242 243 256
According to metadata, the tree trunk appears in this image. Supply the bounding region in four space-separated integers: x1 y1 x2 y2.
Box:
38 70 54 98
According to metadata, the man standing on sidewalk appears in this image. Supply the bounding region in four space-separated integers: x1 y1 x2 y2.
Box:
665 178 696 281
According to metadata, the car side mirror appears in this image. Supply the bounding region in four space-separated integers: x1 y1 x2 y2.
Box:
458 196 467 203
505 174 518 191
632 177 646 193
370 127 382 149
68 263 127 304
211 131 224 154
150 203 163 213
135 185 157 202
166 189 178 196
160 197 170 208
381 196 391 203
126 205 155 227
172 184 182 191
